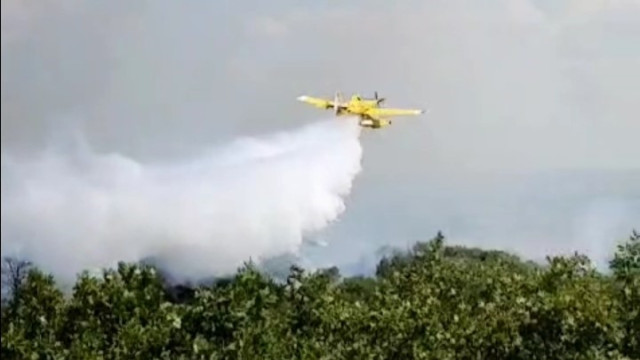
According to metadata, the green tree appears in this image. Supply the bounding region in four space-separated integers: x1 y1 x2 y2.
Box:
2 231 638 359
1 268 66 358
610 230 640 357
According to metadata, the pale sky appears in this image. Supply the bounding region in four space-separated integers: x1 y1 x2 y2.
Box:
2 0 639 275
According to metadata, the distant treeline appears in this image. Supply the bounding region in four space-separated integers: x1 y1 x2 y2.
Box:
2 231 638 359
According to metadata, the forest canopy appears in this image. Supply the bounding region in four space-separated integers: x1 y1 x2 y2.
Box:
2 231 639 359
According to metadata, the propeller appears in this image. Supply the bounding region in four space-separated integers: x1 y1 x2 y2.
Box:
334 91 340 115
374 91 385 105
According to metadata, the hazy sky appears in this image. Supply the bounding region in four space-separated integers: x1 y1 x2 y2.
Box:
2 0 639 275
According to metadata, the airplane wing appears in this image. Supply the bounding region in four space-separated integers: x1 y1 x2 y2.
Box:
367 107 425 118
296 95 336 109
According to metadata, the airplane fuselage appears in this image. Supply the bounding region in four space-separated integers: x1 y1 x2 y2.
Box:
334 98 391 127
333 96 377 117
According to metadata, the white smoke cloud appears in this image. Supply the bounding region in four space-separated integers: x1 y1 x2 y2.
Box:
1 118 363 283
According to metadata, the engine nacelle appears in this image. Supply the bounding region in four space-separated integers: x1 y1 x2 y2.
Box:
359 118 392 129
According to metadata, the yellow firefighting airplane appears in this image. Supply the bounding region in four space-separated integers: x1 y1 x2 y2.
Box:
296 91 426 129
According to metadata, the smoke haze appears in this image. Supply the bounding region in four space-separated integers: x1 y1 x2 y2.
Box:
1 0 639 280
1 119 362 282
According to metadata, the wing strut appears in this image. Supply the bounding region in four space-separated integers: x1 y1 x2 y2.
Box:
334 91 342 115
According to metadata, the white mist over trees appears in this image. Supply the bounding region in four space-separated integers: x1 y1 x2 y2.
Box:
1 119 363 283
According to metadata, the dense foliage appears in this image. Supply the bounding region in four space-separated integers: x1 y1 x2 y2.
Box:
2 231 639 359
